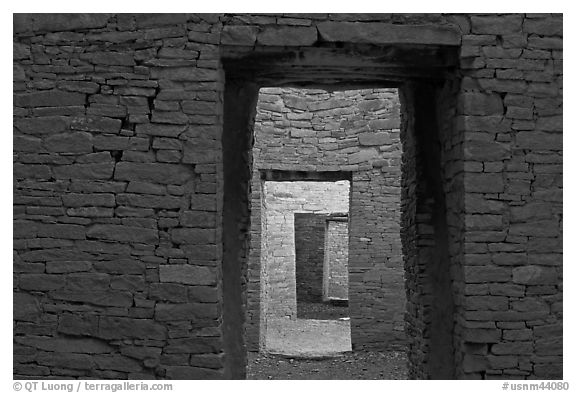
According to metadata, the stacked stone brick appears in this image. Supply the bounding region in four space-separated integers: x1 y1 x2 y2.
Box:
13 13 562 380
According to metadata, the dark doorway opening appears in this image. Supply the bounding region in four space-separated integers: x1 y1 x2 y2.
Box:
221 43 461 379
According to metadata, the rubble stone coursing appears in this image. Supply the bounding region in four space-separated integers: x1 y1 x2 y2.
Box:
295 213 328 303
247 87 405 352
324 218 349 301
13 13 562 380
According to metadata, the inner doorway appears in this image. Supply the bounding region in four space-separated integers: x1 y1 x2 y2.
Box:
221 43 460 379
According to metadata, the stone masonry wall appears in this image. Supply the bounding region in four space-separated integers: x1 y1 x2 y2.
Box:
247 87 405 351
323 218 349 301
13 13 562 379
294 213 326 303
260 181 349 319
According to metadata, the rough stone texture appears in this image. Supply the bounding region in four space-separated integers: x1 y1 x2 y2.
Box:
13 13 562 380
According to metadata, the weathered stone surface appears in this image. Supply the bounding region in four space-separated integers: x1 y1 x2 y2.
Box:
516 131 562 150
464 140 511 161
150 67 218 81
470 15 523 34
18 13 111 33
257 26 317 46
149 283 188 302
37 351 95 370
20 274 65 291
114 162 193 185
512 266 558 285
98 316 167 340
53 163 114 180
15 335 112 353
14 292 41 322
87 224 159 244
93 259 145 274
58 313 99 336
465 173 505 193
70 116 122 134
116 193 182 209
317 22 460 45
171 228 216 245
221 25 259 45
44 132 93 153
358 132 391 146
464 266 511 283
155 303 219 321
14 91 86 107
62 193 115 207
159 264 216 285
50 290 133 307
15 116 70 135
94 354 143 373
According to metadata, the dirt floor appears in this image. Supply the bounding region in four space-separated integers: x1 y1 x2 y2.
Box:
265 318 351 357
247 350 408 380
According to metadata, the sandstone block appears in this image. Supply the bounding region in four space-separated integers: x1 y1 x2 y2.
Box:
93 259 145 274
14 292 41 322
15 335 112 353
36 351 95 370
257 26 317 46
20 274 65 291
15 116 70 135
90 51 135 66
149 283 188 303
317 22 460 45
66 272 110 291
94 354 143 373
58 313 99 336
159 264 216 285
98 316 167 340
150 67 218 82
115 162 193 185
516 131 561 150
463 328 501 343
171 228 216 245
465 173 504 193
470 15 523 34
221 25 259 45
70 116 122 134
464 266 511 283
62 193 115 207
358 132 391 146
44 132 93 153
491 342 533 355
155 303 219 321
117 193 182 209
512 265 558 285
53 163 115 180
180 211 216 228
87 224 159 244
14 91 86 107
135 123 187 137
50 290 133 307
